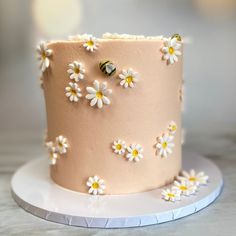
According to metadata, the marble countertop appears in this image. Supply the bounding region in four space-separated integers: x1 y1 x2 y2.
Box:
0 132 236 235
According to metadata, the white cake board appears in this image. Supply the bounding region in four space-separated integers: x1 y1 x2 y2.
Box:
11 151 223 228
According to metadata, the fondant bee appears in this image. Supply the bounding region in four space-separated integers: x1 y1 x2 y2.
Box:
171 33 182 42
99 60 116 76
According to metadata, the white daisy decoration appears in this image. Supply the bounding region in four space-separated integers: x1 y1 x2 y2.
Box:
65 82 82 102
178 169 209 186
46 141 58 165
156 133 175 158
161 37 182 65
126 144 144 162
36 41 52 72
161 188 181 202
172 180 197 196
55 135 69 154
85 80 112 109
112 140 126 155
83 35 98 52
86 176 106 195
119 68 139 88
67 61 85 82
168 121 177 135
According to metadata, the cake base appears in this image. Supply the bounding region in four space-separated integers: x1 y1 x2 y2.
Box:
11 151 223 228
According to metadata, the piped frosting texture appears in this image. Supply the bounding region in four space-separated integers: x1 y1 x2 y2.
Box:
69 32 165 41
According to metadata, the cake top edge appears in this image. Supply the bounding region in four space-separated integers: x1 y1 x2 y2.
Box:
42 33 184 46
70 33 165 41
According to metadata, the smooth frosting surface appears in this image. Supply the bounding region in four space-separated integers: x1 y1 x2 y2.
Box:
43 38 183 194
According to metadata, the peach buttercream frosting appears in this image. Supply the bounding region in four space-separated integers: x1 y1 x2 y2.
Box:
38 33 183 194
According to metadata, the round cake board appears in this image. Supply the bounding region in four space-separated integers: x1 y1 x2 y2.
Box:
11 151 223 228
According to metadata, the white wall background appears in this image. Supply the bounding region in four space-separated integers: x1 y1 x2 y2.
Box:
0 0 235 141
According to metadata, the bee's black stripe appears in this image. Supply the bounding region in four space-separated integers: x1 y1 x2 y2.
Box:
101 66 106 72
100 61 110 68
108 68 116 76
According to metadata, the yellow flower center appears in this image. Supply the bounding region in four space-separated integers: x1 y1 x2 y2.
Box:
162 142 168 149
87 40 94 46
96 91 103 99
74 67 80 74
116 144 122 150
169 47 175 55
125 76 133 84
132 149 138 157
180 186 187 191
171 125 177 131
70 89 77 96
41 51 46 59
189 177 196 182
167 193 175 198
92 182 99 189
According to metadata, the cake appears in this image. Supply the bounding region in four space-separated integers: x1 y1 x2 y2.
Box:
37 33 184 196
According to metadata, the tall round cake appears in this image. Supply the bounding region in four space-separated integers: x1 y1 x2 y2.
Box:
38 33 183 195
